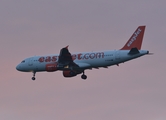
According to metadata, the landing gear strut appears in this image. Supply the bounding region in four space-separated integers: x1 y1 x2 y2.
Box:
81 71 87 80
32 71 36 80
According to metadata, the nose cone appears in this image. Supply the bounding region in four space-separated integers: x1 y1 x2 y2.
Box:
16 64 21 71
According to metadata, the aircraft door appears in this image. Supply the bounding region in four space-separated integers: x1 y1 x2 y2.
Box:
28 57 33 66
115 51 120 60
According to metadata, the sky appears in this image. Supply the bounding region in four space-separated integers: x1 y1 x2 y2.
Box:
0 0 166 120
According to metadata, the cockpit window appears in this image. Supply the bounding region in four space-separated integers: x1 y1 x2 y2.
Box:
21 60 25 63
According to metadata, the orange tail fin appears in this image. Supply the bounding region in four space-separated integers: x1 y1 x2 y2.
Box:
121 26 146 50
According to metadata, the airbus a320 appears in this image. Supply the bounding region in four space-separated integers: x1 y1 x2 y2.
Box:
16 26 150 80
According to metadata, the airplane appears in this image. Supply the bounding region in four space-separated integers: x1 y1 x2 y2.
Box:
16 26 150 80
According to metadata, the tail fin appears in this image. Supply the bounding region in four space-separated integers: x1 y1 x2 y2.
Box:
121 26 146 50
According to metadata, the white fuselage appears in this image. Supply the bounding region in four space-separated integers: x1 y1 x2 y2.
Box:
16 50 148 72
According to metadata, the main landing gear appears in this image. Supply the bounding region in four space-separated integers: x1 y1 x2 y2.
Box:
81 71 87 80
32 71 36 80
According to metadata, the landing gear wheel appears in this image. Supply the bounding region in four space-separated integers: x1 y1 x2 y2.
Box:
32 71 36 81
81 74 87 80
32 77 36 80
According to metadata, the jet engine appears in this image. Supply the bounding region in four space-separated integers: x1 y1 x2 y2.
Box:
46 63 58 72
63 70 77 77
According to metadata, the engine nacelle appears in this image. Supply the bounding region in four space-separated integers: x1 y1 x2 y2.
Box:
46 63 58 72
63 70 77 77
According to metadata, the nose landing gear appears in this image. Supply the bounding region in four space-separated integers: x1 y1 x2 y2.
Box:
81 71 87 80
32 72 36 80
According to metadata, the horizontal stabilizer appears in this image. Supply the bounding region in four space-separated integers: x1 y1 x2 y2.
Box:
128 48 140 55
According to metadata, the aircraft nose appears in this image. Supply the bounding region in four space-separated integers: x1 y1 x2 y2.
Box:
16 64 21 71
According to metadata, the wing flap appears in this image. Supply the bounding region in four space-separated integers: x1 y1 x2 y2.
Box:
76 63 91 69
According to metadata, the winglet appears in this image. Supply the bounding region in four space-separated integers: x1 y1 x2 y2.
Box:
121 26 146 50
65 45 69 49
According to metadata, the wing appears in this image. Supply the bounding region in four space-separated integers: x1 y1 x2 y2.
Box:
57 46 92 78
57 46 79 70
